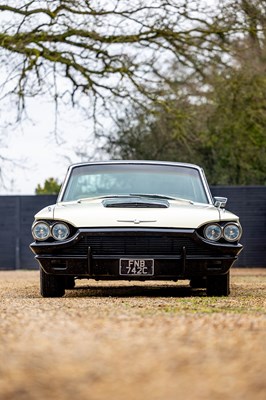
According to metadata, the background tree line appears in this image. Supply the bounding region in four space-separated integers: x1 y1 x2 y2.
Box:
0 0 265 189
105 0 266 185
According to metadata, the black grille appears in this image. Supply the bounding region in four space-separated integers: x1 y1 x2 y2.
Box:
56 233 217 256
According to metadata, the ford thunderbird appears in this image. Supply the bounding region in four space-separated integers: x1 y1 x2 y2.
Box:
30 161 243 297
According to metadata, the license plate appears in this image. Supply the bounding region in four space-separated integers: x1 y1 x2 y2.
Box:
119 259 154 276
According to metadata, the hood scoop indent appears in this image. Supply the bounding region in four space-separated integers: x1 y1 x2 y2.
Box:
102 198 169 208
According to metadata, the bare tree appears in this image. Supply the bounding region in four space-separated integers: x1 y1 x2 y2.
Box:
0 0 235 123
2 0 264 188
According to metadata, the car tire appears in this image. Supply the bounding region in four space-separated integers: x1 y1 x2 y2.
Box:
190 277 207 289
64 276 75 290
206 272 230 296
40 268 65 297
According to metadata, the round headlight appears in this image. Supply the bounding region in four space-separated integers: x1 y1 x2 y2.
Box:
32 222 50 241
204 224 222 241
52 223 70 241
223 224 241 242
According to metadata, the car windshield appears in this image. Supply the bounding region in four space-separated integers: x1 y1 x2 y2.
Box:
61 164 209 204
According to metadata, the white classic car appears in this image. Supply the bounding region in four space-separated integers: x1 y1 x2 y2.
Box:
30 161 243 297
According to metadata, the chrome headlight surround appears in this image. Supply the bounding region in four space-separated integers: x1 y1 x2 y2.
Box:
203 222 242 243
32 220 72 242
51 223 70 241
204 224 222 241
223 223 242 242
32 221 51 241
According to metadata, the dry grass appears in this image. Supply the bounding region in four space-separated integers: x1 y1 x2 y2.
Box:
0 268 265 400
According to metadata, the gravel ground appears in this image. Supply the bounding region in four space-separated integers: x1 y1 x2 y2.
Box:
0 268 265 400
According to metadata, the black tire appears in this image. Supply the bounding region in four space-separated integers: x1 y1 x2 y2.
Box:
40 268 65 298
206 272 230 296
64 276 75 290
190 277 207 289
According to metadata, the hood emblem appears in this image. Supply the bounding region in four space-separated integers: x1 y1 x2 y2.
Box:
117 219 157 225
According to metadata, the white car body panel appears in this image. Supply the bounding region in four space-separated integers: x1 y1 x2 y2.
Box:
35 200 239 229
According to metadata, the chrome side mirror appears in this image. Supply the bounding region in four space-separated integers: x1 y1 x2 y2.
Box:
213 196 227 208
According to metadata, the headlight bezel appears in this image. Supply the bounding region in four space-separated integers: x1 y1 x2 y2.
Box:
223 223 242 242
32 220 72 242
203 222 242 243
203 223 223 242
51 223 70 241
32 221 51 241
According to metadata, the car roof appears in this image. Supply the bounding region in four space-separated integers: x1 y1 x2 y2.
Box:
67 160 203 171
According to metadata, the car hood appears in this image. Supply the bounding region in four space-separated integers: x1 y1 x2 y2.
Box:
35 199 239 229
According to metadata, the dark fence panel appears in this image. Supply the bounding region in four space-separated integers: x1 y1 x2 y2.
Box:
0 195 56 270
0 188 265 269
0 197 18 269
211 186 266 267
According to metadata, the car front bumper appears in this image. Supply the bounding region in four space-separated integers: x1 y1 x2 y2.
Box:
30 228 243 279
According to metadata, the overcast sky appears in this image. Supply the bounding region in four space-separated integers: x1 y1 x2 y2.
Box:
0 98 102 195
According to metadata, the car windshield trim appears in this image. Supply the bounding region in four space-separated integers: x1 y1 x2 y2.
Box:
60 163 210 204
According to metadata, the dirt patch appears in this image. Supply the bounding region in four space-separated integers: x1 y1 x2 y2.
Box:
0 269 265 400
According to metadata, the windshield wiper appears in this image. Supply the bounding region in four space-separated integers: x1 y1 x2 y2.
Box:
130 193 194 204
77 194 132 202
